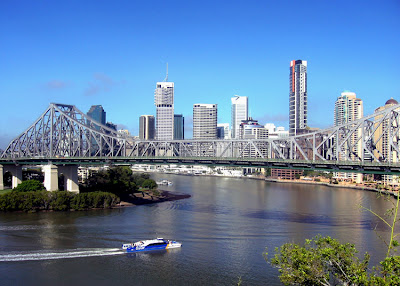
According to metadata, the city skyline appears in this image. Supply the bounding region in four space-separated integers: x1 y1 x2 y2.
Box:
1 1 399 148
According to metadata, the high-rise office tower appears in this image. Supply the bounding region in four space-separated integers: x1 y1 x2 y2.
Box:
334 91 363 182
174 114 184 140
87 105 106 125
289 60 307 136
193 104 217 139
139 115 155 140
231 96 248 139
154 81 174 140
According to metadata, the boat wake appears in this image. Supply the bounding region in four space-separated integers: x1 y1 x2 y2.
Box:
0 248 124 262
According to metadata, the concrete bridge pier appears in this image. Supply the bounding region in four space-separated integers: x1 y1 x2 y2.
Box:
59 165 79 193
2 165 23 189
42 164 79 192
42 164 59 191
0 165 3 190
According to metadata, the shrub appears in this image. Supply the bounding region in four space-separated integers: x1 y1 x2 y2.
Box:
13 180 45 193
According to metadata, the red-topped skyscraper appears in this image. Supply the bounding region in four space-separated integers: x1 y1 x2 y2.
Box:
289 60 307 136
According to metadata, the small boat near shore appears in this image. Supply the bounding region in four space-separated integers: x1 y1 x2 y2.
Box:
156 179 173 186
122 238 182 253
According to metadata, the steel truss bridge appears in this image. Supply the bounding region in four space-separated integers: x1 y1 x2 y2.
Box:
1 103 400 175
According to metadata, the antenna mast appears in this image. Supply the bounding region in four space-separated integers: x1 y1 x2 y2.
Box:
164 63 169 82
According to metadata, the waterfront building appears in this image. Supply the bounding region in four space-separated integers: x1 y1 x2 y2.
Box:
174 114 184 140
87 105 106 125
231 96 248 139
334 91 363 183
139 115 155 140
217 123 230 139
193 104 217 139
289 60 307 136
374 98 400 185
271 169 303 180
155 81 174 140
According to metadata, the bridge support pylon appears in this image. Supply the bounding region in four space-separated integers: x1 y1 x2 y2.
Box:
0 165 4 190
59 165 79 193
43 164 59 191
3 165 23 189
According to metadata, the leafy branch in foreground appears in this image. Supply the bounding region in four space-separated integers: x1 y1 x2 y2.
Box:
358 190 400 257
264 235 370 286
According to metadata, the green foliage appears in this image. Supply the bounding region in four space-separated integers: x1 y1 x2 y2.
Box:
86 166 138 197
142 179 157 190
266 235 370 286
50 191 73 211
85 167 157 198
0 190 120 212
13 180 45 193
370 256 400 285
359 190 399 257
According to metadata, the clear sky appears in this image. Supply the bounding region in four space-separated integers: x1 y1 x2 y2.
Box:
1 0 399 148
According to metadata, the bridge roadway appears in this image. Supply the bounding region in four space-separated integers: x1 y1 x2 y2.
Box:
1 156 400 192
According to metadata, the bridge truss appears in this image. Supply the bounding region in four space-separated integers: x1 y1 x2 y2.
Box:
1 103 400 169
1 103 126 158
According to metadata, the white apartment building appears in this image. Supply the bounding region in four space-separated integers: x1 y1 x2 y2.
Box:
374 98 400 185
334 91 363 183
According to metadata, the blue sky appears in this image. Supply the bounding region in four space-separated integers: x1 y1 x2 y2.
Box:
1 0 399 148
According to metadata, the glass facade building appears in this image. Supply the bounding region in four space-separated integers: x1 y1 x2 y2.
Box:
174 114 184 140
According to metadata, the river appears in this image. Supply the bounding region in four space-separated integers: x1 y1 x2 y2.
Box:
0 174 397 285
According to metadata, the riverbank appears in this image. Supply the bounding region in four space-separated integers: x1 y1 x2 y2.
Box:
265 178 399 198
145 169 399 198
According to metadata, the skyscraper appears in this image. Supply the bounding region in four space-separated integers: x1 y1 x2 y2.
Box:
231 96 248 139
154 81 174 140
334 91 363 182
193 104 217 139
87 105 106 125
174 114 184 140
139 115 155 140
289 60 307 136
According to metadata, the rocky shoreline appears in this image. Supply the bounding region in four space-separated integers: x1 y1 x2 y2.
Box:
119 189 191 207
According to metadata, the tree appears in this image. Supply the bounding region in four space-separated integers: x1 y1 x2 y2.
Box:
13 180 45 192
85 166 138 198
359 190 399 257
265 235 370 286
142 179 157 190
267 190 400 285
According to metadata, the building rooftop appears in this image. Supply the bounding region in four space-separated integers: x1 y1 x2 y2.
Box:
385 98 398 105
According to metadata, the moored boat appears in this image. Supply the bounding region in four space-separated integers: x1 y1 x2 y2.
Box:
122 238 182 253
156 179 173 186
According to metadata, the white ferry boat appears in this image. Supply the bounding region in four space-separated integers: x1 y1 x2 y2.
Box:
122 238 182 253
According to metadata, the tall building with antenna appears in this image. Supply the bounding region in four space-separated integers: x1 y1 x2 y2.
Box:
231 96 248 139
154 65 174 140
